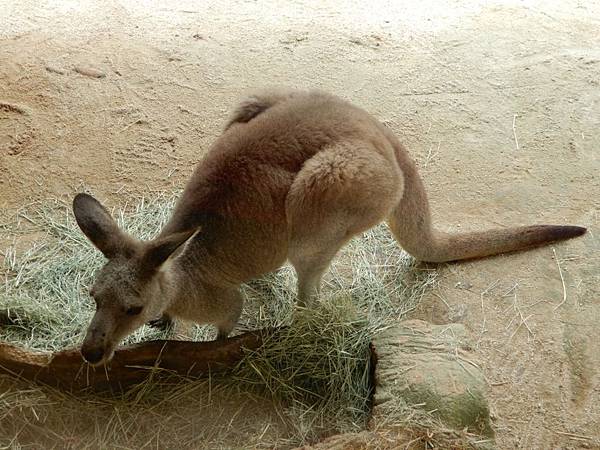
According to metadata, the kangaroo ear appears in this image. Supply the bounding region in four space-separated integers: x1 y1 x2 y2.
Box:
141 228 199 273
72 193 131 259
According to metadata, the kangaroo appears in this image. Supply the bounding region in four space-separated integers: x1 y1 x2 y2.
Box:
73 89 586 365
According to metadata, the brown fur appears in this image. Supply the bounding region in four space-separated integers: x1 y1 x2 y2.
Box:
73 89 586 365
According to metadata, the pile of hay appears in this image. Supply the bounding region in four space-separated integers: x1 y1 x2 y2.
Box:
0 193 439 448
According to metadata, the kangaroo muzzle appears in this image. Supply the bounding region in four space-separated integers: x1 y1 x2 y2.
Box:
81 345 105 364
81 329 109 364
81 312 114 365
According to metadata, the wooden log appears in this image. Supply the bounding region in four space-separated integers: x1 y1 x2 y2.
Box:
0 330 270 392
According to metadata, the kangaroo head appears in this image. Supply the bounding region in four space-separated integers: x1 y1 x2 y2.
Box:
72 193 196 366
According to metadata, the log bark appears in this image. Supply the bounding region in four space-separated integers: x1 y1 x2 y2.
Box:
0 330 271 392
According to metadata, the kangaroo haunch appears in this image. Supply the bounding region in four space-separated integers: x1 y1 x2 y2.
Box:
72 89 586 366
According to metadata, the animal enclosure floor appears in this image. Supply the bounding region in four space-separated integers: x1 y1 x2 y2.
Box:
1 0 599 448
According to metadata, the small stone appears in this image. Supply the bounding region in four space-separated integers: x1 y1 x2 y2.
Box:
45 65 65 75
74 65 106 78
455 280 473 290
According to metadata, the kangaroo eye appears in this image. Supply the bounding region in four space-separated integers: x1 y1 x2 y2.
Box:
125 306 143 316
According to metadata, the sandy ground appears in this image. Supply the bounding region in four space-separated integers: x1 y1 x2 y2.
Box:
1 0 599 448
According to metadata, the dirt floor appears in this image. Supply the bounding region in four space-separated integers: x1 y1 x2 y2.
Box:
1 0 599 448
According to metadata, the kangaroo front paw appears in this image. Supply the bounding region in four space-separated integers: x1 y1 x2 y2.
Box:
216 329 231 340
147 314 173 331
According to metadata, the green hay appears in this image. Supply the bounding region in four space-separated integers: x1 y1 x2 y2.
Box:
235 297 377 438
0 193 439 447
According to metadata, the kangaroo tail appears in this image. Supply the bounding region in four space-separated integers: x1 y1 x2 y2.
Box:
385 138 586 263
410 225 586 262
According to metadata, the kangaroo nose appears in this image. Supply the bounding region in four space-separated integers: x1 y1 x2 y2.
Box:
82 347 105 364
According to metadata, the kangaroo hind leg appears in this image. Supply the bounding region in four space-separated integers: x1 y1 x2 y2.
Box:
286 141 402 306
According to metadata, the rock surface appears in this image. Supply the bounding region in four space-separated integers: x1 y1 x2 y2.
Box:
371 320 493 438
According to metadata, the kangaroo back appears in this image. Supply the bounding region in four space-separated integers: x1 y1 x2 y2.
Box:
385 134 586 262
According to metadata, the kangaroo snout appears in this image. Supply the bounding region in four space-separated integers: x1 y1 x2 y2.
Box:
81 318 112 365
81 346 105 365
